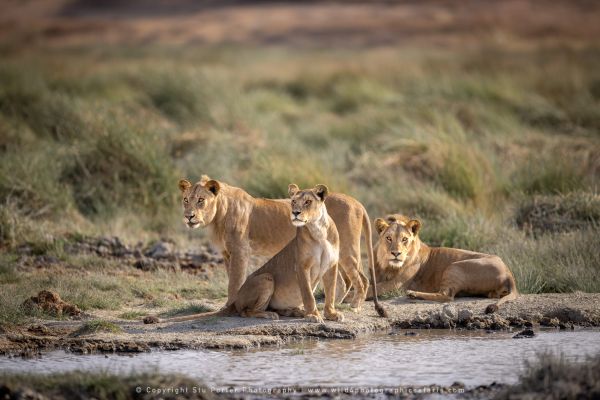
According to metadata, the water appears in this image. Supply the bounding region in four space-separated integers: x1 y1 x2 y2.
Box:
1 330 599 388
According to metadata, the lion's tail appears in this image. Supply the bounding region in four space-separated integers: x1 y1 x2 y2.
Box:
485 275 518 314
143 303 236 324
362 208 388 318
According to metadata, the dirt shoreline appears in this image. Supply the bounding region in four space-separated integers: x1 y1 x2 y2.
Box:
1 292 599 357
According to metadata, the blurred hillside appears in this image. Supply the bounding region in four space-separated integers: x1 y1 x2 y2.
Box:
1 0 600 48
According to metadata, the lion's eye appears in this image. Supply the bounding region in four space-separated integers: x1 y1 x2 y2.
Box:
183 198 189 203
386 236 392 242
197 198 204 205
291 200 296 205
402 237 409 243
305 200 312 205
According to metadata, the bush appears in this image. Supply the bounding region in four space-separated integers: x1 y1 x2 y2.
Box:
0 143 73 218
516 192 600 236
496 353 600 400
490 227 600 293
61 120 178 222
0 66 86 141
512 155 586 195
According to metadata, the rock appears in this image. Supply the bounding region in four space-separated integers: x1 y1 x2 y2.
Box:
513 328 536 339
458 309 474 323
489 314 510 330
540 317 560 327
145 240 175 259
33 255 59 267
134 259 158 272
27 324 51 336
143 316 160 324
442 304 456 319
0 386 49 400
22 290 81 318
485 303 499 314
404 331 419 336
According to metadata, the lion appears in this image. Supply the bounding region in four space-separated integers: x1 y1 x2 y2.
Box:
176 175 386 316
148 184 344 323
368 214 517 313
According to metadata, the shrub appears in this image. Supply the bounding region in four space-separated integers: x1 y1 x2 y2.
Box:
515 192 600 236
496 352 600 400
490 227 600 293
61 120 178 221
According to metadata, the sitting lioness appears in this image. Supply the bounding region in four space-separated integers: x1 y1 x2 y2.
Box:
151 184 344 323
177 175 385 316
369 214 517 313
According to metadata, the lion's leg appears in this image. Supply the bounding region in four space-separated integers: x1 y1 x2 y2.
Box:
297 261 323 323
366 279 403 300
342 270 370 303
406 263 465 303
359 271 369 294
225 246 249 306
339 252 366 312
405 289 454 302
334 269 351 304
235 273 279 320
322 264 344 322
277 308 305 318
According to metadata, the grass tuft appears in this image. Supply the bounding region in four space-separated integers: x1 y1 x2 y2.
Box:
72 320 124 336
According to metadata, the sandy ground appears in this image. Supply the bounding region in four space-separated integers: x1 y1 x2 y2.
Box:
2 292 599 357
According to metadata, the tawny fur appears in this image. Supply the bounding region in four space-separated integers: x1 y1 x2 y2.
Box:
151 185 344 323
175 175 383 315
367 214 518 313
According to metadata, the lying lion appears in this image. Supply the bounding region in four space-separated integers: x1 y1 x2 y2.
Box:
177 175 385 316
148 184 344 323
369 214 518 313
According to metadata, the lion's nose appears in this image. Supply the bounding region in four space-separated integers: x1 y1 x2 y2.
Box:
292 211 301 217
391 251 401 258
186 213 195 221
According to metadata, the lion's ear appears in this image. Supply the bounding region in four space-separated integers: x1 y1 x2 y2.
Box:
375 218 389 234
199 175 211 185
178 179 192 193
288 184 300 198
407 219 421 235
205 180 220 196
314 184 329 201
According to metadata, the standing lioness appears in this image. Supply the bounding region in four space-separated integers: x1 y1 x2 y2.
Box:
152 184 344 323
369 214 518 313
178 176 385 316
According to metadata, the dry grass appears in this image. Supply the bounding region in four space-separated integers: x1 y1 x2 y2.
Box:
0 43 599 325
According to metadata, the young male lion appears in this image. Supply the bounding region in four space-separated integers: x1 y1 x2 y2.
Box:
149 184 344 323
177 176 385 316
369 214 518 313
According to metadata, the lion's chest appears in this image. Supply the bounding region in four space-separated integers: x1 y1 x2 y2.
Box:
309 239 339 285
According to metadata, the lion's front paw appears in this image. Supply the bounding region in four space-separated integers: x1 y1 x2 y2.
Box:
325 311 345 322
350 306 361 313
350 299 363 312
406 290 418 299
305 313 324 323
265 311 280 320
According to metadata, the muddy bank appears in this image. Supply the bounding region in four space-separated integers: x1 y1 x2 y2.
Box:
1 293 599 357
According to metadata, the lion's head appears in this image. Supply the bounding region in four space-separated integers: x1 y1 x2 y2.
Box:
374 214 422 268
178 177 221 229
287 184 329 227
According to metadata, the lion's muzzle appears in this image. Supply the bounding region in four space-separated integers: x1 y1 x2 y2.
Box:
291 211 306 226
388 256 405 268
183 214 203 229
